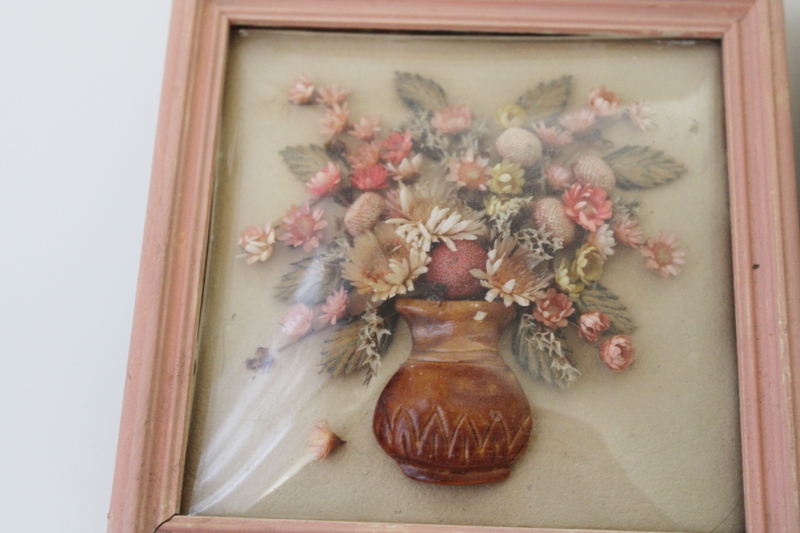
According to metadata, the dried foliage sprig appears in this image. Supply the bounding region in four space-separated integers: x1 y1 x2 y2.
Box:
512 314 580 389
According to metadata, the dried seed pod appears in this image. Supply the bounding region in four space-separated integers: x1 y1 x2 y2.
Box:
572 154 616 193
532 197 577 244
494 127 543 169
424 241 488 299
344 192 385 236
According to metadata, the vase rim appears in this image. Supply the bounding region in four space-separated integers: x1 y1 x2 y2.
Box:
395 297 516 323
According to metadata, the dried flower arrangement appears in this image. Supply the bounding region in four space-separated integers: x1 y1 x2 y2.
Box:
240 72 686 392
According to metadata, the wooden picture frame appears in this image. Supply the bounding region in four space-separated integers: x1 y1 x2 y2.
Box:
109 1 800 532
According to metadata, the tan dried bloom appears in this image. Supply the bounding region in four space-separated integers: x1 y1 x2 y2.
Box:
307 420 346 461
470 239 551 307
341 222 430 301
389 185 484 252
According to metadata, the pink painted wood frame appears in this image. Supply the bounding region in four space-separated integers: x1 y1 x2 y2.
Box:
108 1 800 532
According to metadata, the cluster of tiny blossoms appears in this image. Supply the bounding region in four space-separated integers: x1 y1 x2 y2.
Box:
239 76 685 374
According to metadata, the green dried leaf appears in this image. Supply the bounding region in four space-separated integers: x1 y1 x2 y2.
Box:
320 310 399 378
279 145 331 181
394 72 448 111
604 145 686 190
576 283 637 334
512 315 579 389
516 76 572 121
275 256 343 305
320 320 364 376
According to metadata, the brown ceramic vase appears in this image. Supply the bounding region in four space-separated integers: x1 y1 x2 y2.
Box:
373 298 533 485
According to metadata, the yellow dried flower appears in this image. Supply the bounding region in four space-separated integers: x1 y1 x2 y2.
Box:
490 160 525 196
555 258 585 298
495 104 526 129
572 244 604 285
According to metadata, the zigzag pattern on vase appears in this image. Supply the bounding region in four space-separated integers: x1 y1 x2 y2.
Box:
377 405 532 467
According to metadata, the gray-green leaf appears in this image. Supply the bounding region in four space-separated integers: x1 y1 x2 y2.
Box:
275 256 343 305
394 72 448 111
320 320 364 376
604 145 686 190
512 315 579 389
517 76 572 122
320 310 398 378
279 145 331 181
576 283 637 334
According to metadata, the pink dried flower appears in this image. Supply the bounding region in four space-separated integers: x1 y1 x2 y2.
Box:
599 335 635 371
350 115 381 140
562 183 614 232
319 103 349 138
238 223 276 264
544 164 576 190
306 162 342 196
578 311 611 343
614 216 645 247
381 130 413 164
307 420 345 462
430 104 472 134
627 101 653 131
316 84 350 107
447 149 490 190
348 141 381 170
386 154 423 181
318 287 349 326
288 75 314 105
641 231 686 277
278 201 328 252
533 288 575 329
588 86 623 117
531 122 573 146
559 108 597 133
585 224 616 259
351 163 389 191
282 304 315 338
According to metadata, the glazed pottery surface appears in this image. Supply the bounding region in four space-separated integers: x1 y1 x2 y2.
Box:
373 298 533 485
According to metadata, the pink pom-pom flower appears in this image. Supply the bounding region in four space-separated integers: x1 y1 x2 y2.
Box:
288 75 314 105
351 163 389 191
278 201 328 252
307 420 346 462
578 311 611 343
315 84 350 107
533 288 575 329
381 130 413 164
599 335 635 371
306 162 342 197
349 115 381 141
588 86 623 116
281 304 315 339
318 287 349 326
319 103 349 137
430 104 472 134
562 183 613 232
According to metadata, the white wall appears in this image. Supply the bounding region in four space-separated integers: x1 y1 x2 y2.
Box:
0 1 797 532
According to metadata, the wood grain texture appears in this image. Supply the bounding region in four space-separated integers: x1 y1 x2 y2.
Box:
108 0 800 532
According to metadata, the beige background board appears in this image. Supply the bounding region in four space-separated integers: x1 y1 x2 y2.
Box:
182 31 741 532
